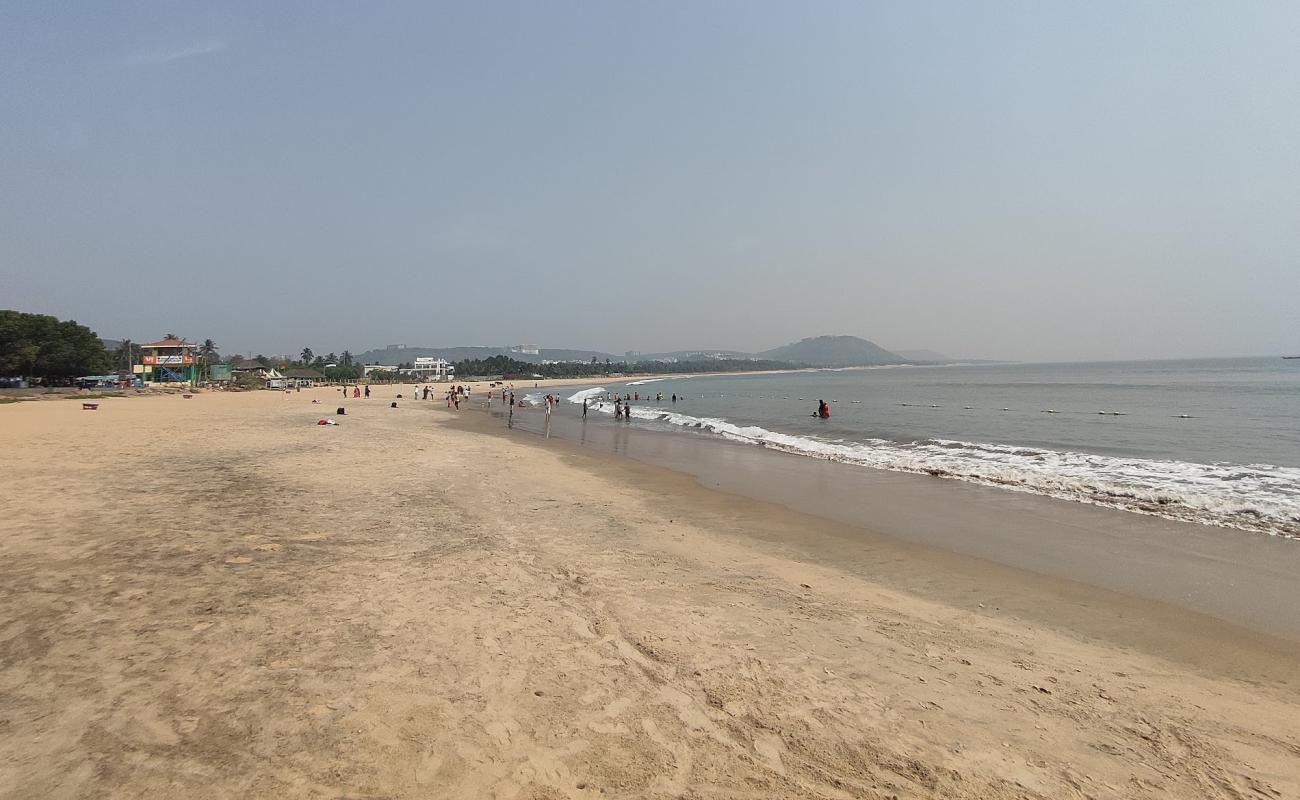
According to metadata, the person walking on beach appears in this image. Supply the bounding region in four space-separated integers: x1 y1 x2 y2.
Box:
582 398 588 418
364 385 371 399
353 386 360 398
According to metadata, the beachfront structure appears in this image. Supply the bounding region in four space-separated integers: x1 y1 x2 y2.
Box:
138 338 197 384
231 359 283 380
401 357 454 382
284 368 325 388
363 364 400 377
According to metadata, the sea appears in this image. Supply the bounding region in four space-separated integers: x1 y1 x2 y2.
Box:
536 358 1300 538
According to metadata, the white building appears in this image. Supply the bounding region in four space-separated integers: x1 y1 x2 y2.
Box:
363 364 400 377
401 357 455 382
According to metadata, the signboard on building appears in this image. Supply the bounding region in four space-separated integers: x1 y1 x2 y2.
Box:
141 354 193 365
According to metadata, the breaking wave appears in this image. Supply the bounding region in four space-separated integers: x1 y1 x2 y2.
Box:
572 398 1300 538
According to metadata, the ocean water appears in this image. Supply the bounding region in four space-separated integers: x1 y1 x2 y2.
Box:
552 358 1300 538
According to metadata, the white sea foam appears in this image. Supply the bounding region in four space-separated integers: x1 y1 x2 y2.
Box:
626 377 668 385
566 387 608 403
571 398 1300 538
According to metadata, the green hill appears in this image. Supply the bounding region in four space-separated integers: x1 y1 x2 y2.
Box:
758 335 905 367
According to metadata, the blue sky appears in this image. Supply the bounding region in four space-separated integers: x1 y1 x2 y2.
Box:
2 2 1297 360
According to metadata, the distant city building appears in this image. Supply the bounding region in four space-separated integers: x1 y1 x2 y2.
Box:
401 357 454 381
362 364 400 377
625 351 641 358
511 344 540 356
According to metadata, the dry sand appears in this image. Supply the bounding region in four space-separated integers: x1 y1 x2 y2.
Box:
1 387 1298 799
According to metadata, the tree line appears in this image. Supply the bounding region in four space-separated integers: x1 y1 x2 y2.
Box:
1 308 801 385
0 310 112 381
452 354 798 379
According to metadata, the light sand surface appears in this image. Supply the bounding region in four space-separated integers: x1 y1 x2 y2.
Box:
1 388 1298 799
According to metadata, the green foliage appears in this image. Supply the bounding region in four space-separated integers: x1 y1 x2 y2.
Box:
0 310 113 380
234 371 265 389
452 353 797 379
113 340 143 370
322 365 361 381
454 355 541 377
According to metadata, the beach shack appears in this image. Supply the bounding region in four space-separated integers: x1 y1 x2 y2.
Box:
231 359 283 381
284 368 325 388
139 337 198 384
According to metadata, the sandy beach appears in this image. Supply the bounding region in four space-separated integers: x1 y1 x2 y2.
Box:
2 387 1298 799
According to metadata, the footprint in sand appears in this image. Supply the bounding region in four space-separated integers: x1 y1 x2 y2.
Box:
224 556 252 565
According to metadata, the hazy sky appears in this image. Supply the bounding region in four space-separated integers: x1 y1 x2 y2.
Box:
2 2 1297 361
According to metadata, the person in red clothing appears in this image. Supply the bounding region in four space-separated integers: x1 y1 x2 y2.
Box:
817 399 830 419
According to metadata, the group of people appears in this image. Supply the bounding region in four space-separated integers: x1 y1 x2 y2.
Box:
485 387 518 409
339 384 372 399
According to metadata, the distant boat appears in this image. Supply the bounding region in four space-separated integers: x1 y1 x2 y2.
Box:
1284 356 1300 359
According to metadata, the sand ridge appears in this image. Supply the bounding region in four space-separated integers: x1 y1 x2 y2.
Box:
1 388 1297 798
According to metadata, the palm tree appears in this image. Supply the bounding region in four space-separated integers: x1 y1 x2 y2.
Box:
325 352 338 365
300 347 314 365
340 350 354 367
164 332 179 341
195 339 218 380
114 339 139 370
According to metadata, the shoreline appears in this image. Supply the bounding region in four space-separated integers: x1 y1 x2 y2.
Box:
466 401 1300 669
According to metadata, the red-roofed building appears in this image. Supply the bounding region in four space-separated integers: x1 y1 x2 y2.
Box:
139 337 198 384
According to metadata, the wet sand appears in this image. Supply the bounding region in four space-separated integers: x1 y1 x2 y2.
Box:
501 406 1300 645
2 388 1298 799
